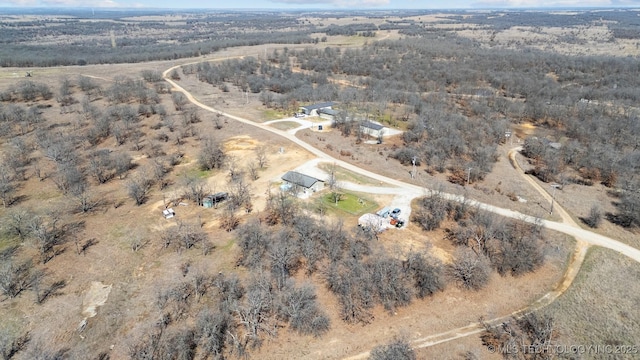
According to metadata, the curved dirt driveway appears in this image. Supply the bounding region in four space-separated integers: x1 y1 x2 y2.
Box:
163 65 640 358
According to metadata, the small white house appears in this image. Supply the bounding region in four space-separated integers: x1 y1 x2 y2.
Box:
360 120 386 139
281 171 325 193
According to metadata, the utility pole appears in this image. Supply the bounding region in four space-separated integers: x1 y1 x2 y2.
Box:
550 184 559 214
467 167 472 186
412 156 417 179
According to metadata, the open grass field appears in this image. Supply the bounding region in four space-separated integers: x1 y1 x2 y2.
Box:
320 191 378 216
542 247 640 353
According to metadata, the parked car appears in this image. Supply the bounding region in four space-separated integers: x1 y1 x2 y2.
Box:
376 207 392 218
391 208 401 216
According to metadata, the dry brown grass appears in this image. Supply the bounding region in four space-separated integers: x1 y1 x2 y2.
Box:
542 247 640 351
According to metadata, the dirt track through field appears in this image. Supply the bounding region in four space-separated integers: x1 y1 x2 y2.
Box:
162 61 640 358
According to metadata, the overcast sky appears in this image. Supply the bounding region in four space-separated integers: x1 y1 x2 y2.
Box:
1 0 639 9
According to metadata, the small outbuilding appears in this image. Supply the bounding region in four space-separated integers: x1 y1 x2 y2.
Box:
203 192 228 208
281 171 325 193
163 208 175 219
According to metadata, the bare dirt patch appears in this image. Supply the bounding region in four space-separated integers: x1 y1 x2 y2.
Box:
81 281 112 319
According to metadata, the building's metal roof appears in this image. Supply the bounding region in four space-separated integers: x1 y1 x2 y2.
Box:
301 102 335 111
361 120 385 131
318 108 338 116
282 171 323 189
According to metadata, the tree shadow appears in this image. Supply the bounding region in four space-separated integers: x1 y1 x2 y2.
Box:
605 212 635 228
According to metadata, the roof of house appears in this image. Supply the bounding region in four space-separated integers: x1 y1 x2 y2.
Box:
282 171 323 189
318 108 338 116
301 102 335 111
361 120 385 131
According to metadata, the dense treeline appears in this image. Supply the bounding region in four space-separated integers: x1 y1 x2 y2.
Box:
432 9 640 32
5 9 640 67
0 31 316 67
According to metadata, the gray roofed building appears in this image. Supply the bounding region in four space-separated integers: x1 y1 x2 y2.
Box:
361 120 384 131
300 102 335 116
302 102 335 111
318 108 338 116
281 171 325 192
360 120 387 141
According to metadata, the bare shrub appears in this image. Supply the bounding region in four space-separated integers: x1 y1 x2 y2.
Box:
160 221 208 252
481 313 554 358
325 258 374 324
412 192 448 231
369 337 416 360
237 220 271 268
404 251 446 298
276 282 330 337
582 204 602 228
449 247 492 290
368 256 413 312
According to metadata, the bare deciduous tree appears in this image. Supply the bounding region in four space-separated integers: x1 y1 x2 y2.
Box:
256 146 268 169
196 309 232 359
0 326 30 360
327 162 343 205
268 229 300 289
181 175 209 206
2 209 33 241
0 163 16 208
404 251 446 298
234 274 277 346
171 92 188 111
0 257 33 299
264 188 297 226
276 282 330 336
198 137 226 171
126 171 153 206
449 247 491 290
248 161 260 181
412 192 448 231
237 220 271 268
